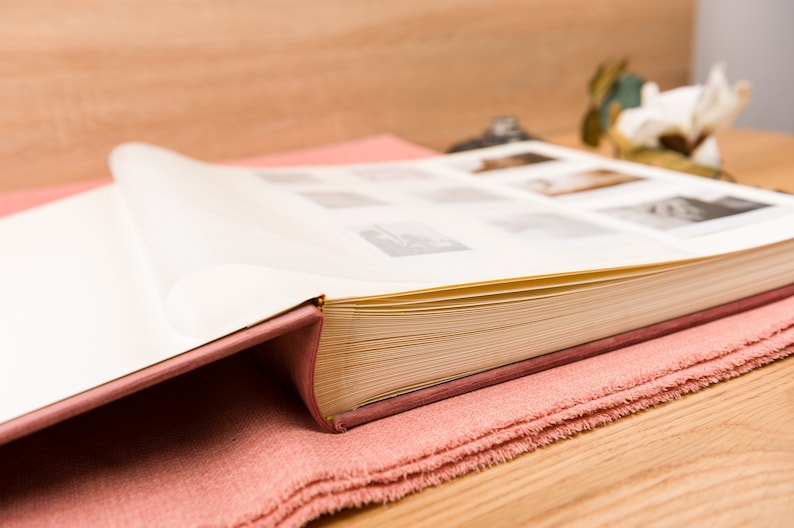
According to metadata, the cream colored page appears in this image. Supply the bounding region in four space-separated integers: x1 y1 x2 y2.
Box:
109 141 794 338
108 144 690 312
0 187 203 426
110 144 504 292
109 144 441 337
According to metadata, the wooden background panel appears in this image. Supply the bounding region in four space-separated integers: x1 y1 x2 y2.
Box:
0 0 694 190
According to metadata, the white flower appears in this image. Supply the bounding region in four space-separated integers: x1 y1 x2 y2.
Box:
613 63 751 167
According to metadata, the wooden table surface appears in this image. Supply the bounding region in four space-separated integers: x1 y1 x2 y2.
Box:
312 128 794 527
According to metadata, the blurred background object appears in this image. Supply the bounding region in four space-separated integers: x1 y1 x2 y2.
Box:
447 116 536 152
692 0 794 133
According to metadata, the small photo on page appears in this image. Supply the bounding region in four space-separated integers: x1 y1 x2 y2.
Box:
416 186 505 204
448 151 556 175
515 169 643 197
257 171 320 184
601 195 770 231
487 212 612 240
352 222 470 257
299 191 387 209
351 166 434 182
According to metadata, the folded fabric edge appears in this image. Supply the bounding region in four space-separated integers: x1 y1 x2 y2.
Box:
248 337 794 527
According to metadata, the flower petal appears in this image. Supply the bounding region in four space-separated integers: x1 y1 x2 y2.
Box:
694 63 752 136
691 135 722 168
613 106 674 148
645 84 702 141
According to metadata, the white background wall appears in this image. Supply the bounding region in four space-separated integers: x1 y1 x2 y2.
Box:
692 0 794 132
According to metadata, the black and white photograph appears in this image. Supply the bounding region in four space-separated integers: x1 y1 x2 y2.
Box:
299 191 386 208
257 171 320 184
352 166 433 182
417 186 504 204
601 195 770 230
488 212 611 240
353 222 470 257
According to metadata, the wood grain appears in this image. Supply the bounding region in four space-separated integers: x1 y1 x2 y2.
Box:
0 0 694 191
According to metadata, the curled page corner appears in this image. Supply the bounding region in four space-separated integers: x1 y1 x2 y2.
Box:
109 142 193 175
163 263 317 341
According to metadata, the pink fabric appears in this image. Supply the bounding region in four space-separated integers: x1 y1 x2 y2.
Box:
2 297 792 527
0 179 111 217
1 134 793 527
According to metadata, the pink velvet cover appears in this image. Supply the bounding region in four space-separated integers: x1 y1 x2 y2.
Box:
1 135 793 527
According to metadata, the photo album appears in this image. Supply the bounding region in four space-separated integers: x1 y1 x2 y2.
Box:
2 139 794 440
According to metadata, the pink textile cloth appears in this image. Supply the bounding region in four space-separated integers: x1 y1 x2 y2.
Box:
1 134 793 527
0 179 111 217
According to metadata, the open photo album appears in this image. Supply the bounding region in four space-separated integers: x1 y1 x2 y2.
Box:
2 139 794 440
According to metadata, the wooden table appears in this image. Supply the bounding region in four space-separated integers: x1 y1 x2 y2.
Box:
313 128 794 527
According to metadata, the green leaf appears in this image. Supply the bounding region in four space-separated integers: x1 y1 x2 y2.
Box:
599 73 644 128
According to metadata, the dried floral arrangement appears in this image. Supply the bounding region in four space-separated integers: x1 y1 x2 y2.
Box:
582 59 751 179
